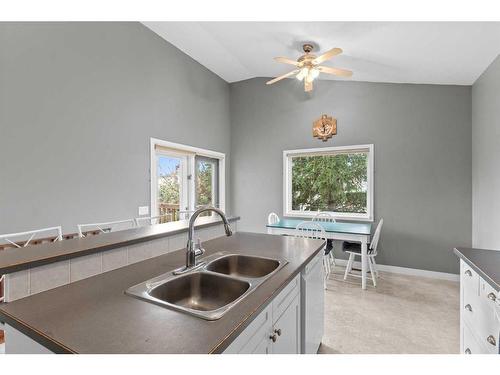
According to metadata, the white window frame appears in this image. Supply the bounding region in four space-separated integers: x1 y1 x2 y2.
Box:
150 138 226 218
283 144 374 222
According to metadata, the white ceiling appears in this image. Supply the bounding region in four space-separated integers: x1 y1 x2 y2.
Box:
143 22 500 86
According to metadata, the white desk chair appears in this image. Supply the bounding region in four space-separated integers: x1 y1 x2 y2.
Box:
295 221 329 289
267 212 280 225
312 212 336 267
135 214 172 227
343 218 384 287
0 226 63 303
77 219 136 238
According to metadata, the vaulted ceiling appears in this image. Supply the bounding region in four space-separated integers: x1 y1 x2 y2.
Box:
144 22 500 85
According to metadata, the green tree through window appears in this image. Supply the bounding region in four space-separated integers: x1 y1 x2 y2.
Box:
291 153 368 213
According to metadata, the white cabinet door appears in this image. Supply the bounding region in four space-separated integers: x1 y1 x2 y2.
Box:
223 304 273 354
272 294 301 354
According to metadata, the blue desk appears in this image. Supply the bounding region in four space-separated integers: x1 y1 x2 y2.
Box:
267 218 372 289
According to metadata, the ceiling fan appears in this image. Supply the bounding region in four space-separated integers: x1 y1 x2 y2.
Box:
266 43 353 92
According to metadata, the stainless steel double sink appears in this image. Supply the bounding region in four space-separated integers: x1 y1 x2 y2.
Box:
125 253 288 320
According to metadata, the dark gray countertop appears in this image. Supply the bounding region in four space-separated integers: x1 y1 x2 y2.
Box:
0 216 239 275
454 247 500 291
0 232 324 353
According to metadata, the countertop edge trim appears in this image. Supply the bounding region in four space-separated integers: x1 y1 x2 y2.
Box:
453 247 500 291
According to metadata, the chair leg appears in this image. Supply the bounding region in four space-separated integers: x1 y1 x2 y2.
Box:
329 251 336 268
344 253 354 280
325 255 331 278
323 257 329 289
368 256 377 287
371 256 379 276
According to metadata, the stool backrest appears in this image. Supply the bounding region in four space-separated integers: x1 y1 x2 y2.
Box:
295 221 326 240
77 219 136 238
0 226 63 249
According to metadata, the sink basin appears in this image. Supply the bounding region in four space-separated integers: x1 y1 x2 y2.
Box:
149 272 250 312
206 254 280 278
125 252 287 320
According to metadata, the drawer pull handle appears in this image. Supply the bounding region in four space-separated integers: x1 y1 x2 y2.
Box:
464 304 473 312
464 270 472 277
487 335 496 347
464 348 471 354
274 328 282 336
487 292 497 302
269 333 277 343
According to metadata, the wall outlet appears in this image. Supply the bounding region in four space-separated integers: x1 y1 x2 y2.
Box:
138 206 149 216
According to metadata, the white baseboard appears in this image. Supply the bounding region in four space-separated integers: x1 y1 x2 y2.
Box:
335 259 459 282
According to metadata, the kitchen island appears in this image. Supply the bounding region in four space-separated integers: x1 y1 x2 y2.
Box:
0 232 325 354
454 247 500 354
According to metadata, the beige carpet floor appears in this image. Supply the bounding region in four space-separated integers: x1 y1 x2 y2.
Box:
318 267 460 354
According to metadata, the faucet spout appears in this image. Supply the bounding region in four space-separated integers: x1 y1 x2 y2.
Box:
173 206 232 275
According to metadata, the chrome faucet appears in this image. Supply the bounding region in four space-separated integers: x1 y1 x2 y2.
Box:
173 206 232 275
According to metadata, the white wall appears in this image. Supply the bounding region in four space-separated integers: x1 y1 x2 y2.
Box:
0 22 231 234
472 54 500 249
230 78 472 274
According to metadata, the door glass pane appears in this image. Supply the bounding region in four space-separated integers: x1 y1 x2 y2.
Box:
195 156 219 217
157 155 182 222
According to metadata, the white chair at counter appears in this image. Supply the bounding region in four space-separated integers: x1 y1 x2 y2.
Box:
294 221 329 289
267 212 280 225
0 226 63 303
343 218 384 287
77 219 136 238
135 214 172 227
312 212 336 268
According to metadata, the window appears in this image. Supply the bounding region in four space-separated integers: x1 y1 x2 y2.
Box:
283 144 373 221
151 138 225 222
195 156 219 217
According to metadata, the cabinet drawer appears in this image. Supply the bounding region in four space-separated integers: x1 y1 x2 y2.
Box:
475 304 499 354
461 260 479 301
480 278 498 311
272 274 300 321
463 322 487 354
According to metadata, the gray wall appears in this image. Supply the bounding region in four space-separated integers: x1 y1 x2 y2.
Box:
230 78 472 273
472 55 500 249
0 22 231 234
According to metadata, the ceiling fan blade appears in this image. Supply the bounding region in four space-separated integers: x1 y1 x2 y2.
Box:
313 48 343 65
266 70 299 85
318 66 353 77
274 56 299 66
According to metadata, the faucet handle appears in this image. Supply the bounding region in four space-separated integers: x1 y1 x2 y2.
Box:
194 238 205 257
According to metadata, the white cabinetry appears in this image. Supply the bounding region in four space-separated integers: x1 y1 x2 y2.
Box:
460 259 499 354
224 274 301 354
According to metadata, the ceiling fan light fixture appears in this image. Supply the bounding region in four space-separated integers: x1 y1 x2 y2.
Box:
310 67 320 79
296 67 308 81
267 43 352 92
